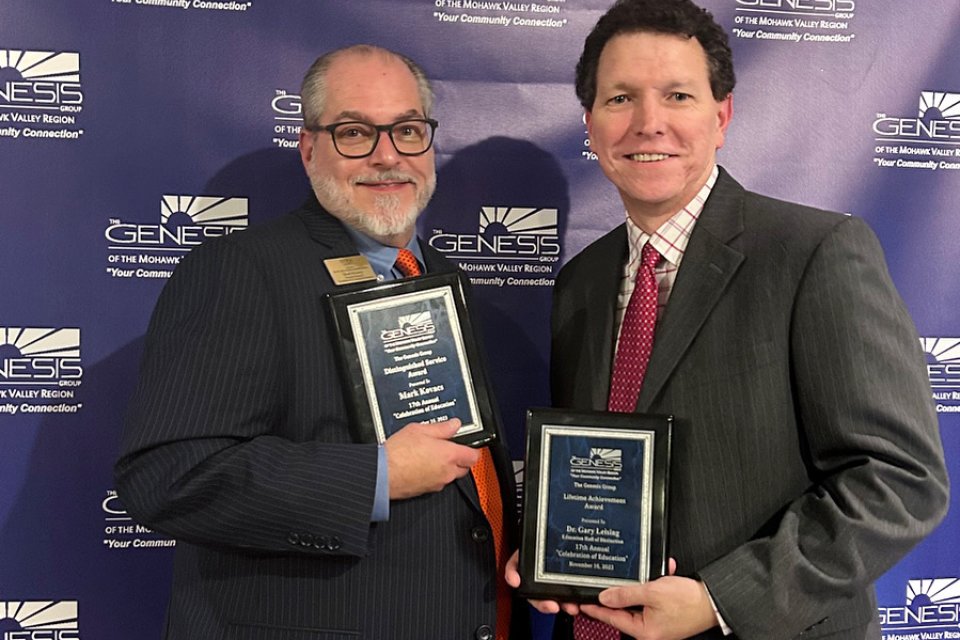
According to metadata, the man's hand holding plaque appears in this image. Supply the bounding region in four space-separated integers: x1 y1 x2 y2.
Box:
385 418 480 499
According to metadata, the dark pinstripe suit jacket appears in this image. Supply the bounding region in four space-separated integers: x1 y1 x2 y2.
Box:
116 196 526 640
549 169 948 640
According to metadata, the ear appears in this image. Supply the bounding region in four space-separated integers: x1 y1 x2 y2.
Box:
714 93 734 151
298 129 314 170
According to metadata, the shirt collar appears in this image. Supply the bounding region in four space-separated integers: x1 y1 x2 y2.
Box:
625 165 719 267
342 225 425 281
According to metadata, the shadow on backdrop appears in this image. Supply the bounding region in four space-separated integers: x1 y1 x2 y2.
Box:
423 136 572 638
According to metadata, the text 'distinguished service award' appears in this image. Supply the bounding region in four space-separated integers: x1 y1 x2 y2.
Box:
325 271 497 447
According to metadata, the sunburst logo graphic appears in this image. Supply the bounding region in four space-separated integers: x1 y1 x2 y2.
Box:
428 205 561 263
921 337 960 390
918 92 960 121
0 327 82 386
0 327 80 363
161 195 248 229
907 578 960 608
881 577 960 631
0 50 80 83
0 49 84 113
873 90 960 144
398 312 431 329
479 206 557 237
570 447 623 471
589 448 622 465
381 312 435 345
104 195 247 254
0 600 79 631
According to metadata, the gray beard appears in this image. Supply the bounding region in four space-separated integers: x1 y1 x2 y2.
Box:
310 170 436 240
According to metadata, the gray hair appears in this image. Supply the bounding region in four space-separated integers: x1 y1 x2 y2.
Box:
300 45 434 130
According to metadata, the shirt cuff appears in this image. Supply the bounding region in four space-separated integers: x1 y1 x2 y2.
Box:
371 445 390 522
704 583 732 636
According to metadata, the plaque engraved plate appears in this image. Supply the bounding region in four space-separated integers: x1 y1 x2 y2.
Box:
326 272 497 447
519 408 672 602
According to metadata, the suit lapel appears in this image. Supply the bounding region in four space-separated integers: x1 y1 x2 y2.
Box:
635 170 746 411
581 235 627 411
295 196 359 259
585 230 627 410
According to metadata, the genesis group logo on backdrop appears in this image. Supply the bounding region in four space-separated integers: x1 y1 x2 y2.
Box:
270 89 301 149
731 0 856 44
0 600 80 639
102 489 176 551
109 0 254 13
430 0 570 30
428 206 560 288
872 92 960 172
0 327 83 416
879 577 960 638
104 195 248 280
0 49 84 141
922 337 960 413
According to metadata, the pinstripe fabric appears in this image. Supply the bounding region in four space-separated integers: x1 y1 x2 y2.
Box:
115 197 526 640
549 168 948 640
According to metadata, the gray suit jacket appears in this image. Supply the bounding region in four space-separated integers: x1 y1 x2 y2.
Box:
550 168 948 640
116 196 526 639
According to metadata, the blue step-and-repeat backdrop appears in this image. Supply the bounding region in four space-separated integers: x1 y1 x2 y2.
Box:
1 0 958 637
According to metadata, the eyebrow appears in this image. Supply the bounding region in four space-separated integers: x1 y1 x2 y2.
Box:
331 109 424 122
606 80 698 92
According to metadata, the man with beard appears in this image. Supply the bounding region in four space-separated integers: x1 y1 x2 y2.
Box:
116 45 522 640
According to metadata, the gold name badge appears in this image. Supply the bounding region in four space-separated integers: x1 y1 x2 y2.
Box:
324 255 378 285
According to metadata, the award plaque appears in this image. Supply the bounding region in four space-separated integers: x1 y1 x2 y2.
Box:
325 271 497 448
518 408 672 603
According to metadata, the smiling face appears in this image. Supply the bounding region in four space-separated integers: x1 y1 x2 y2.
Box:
298 50 436 247
585 31 733 233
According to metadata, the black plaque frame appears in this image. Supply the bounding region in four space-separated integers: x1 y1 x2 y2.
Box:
518 408 672 603
325 271 497 448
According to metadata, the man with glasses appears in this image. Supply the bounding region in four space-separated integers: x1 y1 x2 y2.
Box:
116 45 522 640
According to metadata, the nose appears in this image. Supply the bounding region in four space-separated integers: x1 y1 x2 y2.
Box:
631 97 665 136
368 129 400 166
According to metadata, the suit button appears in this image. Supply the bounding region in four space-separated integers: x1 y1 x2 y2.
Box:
328 536 342 551
474 624 493 640
471 527 489 543
286 532 300 546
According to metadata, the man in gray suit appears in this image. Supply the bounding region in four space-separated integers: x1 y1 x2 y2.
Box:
116 45 522 639
507 1 949 639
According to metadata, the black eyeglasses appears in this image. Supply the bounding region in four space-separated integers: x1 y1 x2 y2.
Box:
308 118 439 159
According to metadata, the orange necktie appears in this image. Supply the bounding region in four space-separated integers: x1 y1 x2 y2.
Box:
474 447 511 639
394 247 421 278
392 247 511 637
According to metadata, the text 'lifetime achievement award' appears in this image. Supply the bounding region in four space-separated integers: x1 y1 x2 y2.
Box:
325 271 497 447
518 408 672 602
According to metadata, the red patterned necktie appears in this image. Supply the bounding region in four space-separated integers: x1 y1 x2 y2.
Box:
574 241 661 640
392 246 510 637
606 241 661 413
394 247 421 278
